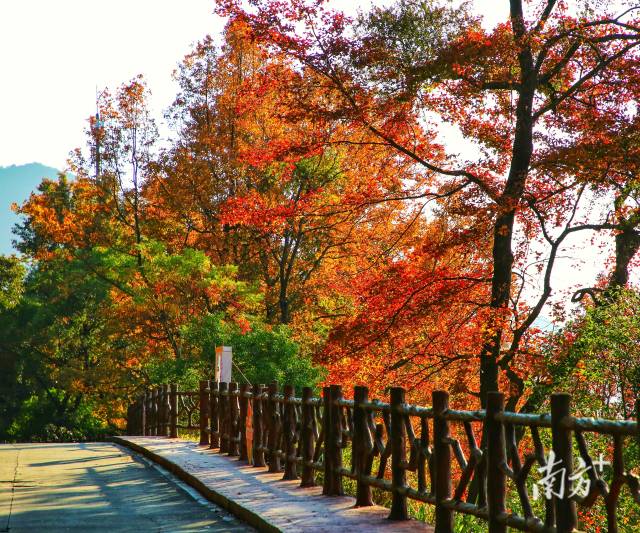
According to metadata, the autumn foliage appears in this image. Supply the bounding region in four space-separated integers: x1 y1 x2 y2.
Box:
6 1 640 439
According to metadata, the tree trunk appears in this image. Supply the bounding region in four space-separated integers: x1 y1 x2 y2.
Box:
479 92 535 405
478 1 536 406
279 277 290 324
610 227 640 288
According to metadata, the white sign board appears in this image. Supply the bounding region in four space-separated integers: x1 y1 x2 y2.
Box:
215 346 232 383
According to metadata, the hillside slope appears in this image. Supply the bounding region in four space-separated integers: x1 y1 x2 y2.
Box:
0 163 59 255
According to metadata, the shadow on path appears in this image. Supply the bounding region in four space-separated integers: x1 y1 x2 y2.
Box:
0 442 252 532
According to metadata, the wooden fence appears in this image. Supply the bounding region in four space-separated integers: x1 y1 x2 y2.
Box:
126 382 640 533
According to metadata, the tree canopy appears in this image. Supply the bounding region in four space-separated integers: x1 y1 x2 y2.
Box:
3 2 640 454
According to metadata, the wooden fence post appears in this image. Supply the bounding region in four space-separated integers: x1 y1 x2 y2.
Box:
165 384 171 436
323 385 343 496
145 390 150 435
300 386 316 487
169 384 178 438
282 384 299 480
636 398 640 460
145 390 151 436
147 389 154 437
147 392 152 436
155 387 161 435
551 393 577 533
157 386 163 437
151 389 157 436
156 387 163 436
166 385 171 436
252 384 266 467
219 382 229 453
149 389 158 437
322 386 332 495
353 385 373 506
333 384 344 496
130 401 135 435
229 382 240 456
267 382 282 472
486 391 507 533
209 381 219 449
148 389 154 436
157 387 163 435
199 380 209 445
141 393 147 436
389 386 409 520
433 390 453 533
239 383 250 461
161 384 169 436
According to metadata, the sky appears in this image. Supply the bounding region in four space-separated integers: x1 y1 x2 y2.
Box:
0 0 226 170
0 0 511 171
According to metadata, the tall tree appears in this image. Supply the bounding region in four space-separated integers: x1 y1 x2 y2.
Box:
155 20 427 327
219 0 640 405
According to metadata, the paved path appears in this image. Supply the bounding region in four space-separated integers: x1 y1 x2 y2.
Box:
115 437 434 533
0 442 252 532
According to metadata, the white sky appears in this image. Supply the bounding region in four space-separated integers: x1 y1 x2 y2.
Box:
0 0 510 171
0 0 225 170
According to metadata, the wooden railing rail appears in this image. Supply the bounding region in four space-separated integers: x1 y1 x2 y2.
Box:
127 383 640 533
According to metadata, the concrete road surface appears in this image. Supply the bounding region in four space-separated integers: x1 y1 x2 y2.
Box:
0 442 252 532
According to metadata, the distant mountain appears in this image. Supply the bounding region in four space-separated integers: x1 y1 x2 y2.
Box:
0 163 60 255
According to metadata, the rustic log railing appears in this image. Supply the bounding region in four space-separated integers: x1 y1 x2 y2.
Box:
127 383 640 533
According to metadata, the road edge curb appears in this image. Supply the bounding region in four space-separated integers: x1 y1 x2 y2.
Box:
110 436 282 533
